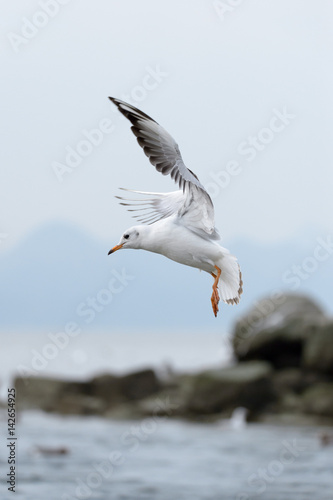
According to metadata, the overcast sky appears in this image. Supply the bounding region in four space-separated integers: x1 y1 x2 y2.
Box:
1 0 332 251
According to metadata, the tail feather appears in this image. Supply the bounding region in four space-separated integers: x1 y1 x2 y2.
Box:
217 251 243 305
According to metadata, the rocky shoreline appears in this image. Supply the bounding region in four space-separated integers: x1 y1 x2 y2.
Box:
12 294 333 425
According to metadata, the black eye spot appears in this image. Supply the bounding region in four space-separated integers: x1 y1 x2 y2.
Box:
124 234 129 239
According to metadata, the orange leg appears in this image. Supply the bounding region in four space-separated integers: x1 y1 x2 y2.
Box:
210 265 221 317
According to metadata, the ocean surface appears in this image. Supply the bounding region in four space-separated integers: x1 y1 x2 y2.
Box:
0 411 333 500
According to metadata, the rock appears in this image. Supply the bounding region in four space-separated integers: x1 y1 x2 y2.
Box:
184 361 274 417
57 394 107 415
15 376 103 415
91 369 160 407
256 411 333 426
103 401 144 420
119 369 161 400
256 368 333 424
301 382 333 417
14 368 161 415
303 321 333 374
15 376 74 412
136 388 183 418
276 391 305 413
268 379 333 422
271 368 323 397
233 294 326 368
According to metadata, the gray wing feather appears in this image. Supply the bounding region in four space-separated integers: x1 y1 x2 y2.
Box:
109 97 219 240
115 189 185 225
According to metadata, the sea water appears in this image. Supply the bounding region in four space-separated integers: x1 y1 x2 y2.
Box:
0 411 332 500
0 331 332 499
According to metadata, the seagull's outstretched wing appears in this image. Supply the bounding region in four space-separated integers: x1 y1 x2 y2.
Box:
109 97 220 240
115 189 185 225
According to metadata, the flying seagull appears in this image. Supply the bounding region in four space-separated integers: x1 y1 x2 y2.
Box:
108 97 243 316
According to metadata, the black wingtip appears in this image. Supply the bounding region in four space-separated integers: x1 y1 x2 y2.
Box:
109 96 121 108
108 97 158 125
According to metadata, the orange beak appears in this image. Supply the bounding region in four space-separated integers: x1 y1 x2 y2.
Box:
108 243 124 255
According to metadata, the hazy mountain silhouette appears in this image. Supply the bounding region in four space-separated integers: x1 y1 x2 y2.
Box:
0 221 331 331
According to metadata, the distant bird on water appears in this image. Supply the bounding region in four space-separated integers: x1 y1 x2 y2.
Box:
108 97 243 316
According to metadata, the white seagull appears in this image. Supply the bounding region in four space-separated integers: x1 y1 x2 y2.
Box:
108 98 243 316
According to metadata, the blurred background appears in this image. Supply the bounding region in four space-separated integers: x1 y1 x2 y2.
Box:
1 1 333 499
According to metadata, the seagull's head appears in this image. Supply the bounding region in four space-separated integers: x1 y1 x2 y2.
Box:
108 226 142 255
